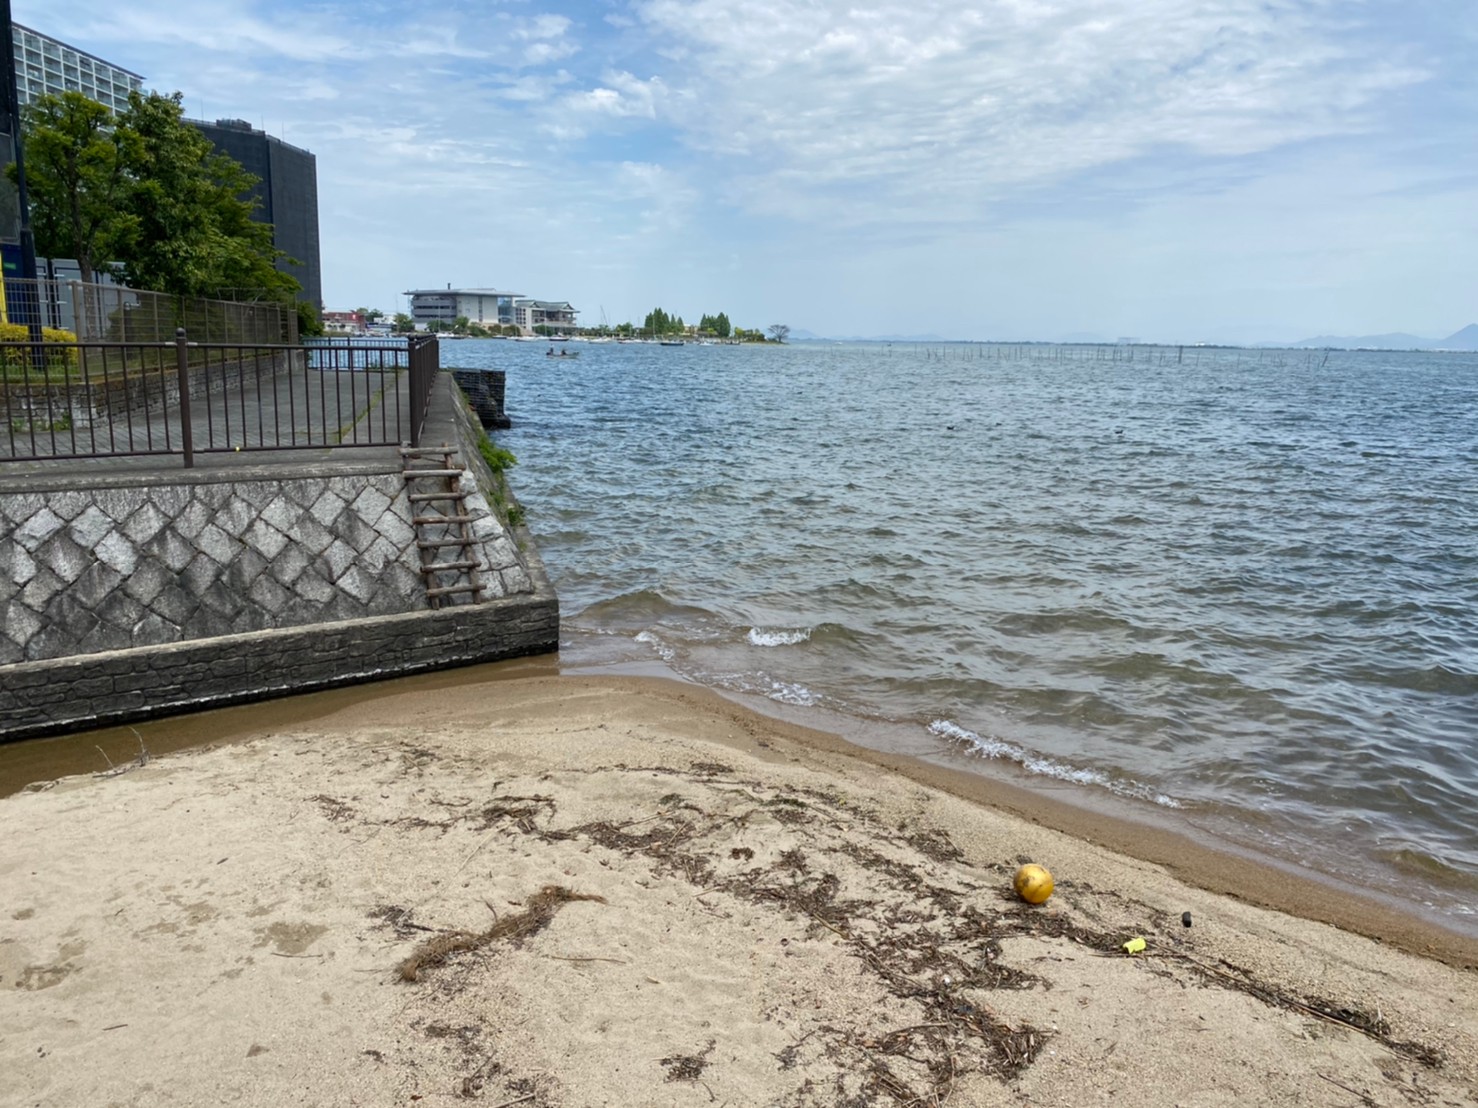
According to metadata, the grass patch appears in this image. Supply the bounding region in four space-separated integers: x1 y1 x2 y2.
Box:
478 434 527 529
478 436 517 474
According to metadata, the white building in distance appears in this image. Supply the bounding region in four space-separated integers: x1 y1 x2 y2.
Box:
404 287 579 334
404 288 521 329
12 23 144 113
513 299 577 334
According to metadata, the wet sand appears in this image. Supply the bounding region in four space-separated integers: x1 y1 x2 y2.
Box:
2 673 1476 1106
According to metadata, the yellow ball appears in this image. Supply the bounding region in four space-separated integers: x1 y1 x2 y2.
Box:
1013 863 1054 905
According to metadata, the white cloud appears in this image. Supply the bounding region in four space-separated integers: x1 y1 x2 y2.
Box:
515 13 573 40
566 72 668 119
616 0 1431 225
17 0 1473 336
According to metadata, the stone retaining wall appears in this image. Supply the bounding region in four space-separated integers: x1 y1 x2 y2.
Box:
0 593 557 740
0 374 559 741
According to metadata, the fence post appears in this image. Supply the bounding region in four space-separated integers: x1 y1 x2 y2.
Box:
176 327 195 468
410 336 422 448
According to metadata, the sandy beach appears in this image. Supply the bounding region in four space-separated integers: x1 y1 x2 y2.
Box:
2 673 1476 1107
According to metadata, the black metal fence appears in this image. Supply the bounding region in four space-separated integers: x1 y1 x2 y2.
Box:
1 331 439 466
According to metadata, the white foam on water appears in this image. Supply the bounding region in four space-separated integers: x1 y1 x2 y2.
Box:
747 627 812 647
767 680 823 706
928 719 1182 809
633 630 676 662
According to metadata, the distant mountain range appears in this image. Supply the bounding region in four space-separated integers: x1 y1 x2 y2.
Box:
1271 324 1478 351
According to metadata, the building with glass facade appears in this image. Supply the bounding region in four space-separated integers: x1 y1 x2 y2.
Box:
12 23 143 113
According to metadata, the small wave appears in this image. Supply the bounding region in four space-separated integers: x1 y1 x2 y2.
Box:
747 627 812 647
928 720 1182 808
768 681 823 706
579 589 720 629
633 630 676 662
714 670 825 707
1381 847 1478 890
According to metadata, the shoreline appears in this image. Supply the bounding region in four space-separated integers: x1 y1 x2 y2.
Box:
570 674 1478 969
3 669 1476 1106
3 662 1476 970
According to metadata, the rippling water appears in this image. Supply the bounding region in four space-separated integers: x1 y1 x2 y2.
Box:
449 338 1478 926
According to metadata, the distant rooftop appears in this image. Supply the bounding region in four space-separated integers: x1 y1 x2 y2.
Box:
13 22 146 80
185 117 317 159
404 288 524 297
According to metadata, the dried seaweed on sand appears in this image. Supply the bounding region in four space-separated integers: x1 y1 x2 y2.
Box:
397 885 607 982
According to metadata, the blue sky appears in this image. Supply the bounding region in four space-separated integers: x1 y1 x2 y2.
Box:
22 0 1478 342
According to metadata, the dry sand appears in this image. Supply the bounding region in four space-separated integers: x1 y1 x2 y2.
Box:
2 674 1476 1107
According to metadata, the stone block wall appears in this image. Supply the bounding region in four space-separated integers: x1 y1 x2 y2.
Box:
0 373 559 742
0 463 531 666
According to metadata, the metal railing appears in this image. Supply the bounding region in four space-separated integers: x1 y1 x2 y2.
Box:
1 277 297 345
1 331 439 467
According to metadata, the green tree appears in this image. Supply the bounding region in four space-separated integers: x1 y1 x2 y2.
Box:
392 312 415 333
452 315 470 335
112 91 297 301
767 323 790 343
296 300 324 337
12 91 129 285
643 307 689 336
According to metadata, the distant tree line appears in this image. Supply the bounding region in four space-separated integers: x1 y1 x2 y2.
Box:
14 89 310 331
348 306 789 343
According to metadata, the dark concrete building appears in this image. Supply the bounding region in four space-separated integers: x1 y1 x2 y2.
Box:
189 118 322 309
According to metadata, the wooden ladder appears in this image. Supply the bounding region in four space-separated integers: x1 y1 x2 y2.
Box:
400 446 487 608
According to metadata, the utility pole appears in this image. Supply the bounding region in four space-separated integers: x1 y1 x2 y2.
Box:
0 0 41 337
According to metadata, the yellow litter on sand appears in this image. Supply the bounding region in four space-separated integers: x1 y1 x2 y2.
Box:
1122 936 1147 954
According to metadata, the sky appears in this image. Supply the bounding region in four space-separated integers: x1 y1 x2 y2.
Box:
21 0 1478 343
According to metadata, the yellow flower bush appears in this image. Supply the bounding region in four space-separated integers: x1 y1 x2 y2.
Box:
0 324 81 371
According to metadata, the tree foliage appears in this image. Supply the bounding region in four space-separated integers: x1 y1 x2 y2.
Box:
642 307 685 336
112 91 298 301
767 323 791 343
18 89 299 304
698 311 731 338
296 300 324 337
10 91 127 285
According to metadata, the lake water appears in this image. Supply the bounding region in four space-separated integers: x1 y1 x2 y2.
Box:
449 338 1478 930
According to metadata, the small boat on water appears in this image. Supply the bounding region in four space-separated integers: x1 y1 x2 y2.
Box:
546 349 580 358
659 340 685 347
